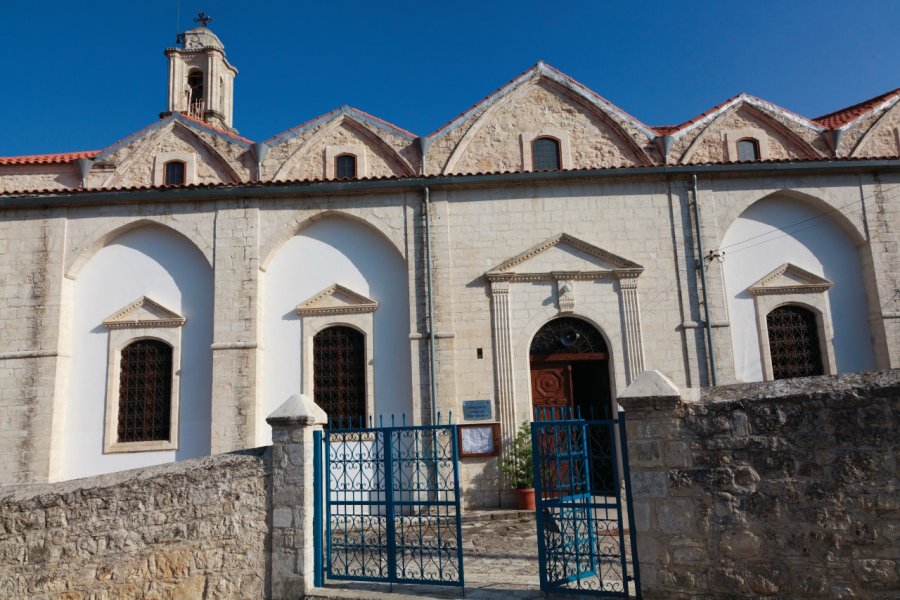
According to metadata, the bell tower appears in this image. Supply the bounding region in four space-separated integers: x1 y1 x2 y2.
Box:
162 13 238 132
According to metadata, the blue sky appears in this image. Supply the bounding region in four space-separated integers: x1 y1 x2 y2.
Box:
0 1 897 155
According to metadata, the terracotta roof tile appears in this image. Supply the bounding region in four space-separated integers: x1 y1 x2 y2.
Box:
2 156 896 197
812 88 900 129
175 112 254 143
0 150 100 166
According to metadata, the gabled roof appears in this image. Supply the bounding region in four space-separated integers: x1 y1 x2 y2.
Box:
429 61 658 142
264 105 416 147
812 88 900 130
0 150 100 166
94 113 252 161
660 93 825 139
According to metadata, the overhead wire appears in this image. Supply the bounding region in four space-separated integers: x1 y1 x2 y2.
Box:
717 183 900 254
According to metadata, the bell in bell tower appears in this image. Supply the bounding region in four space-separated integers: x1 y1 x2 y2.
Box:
162 12 238 132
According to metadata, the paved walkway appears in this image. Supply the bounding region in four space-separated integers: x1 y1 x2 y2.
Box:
309 510 635 600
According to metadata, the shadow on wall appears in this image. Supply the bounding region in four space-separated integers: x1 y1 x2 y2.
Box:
261 215 413 441
65 225 214 479
722 196 875 381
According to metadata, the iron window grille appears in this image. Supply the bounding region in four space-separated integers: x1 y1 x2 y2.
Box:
117 339 173 442
313 326 366 426
766 305 824 379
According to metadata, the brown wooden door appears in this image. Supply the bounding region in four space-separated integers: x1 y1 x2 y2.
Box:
530 361 573 420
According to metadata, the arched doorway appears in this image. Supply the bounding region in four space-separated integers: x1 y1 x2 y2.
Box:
529 317 612 420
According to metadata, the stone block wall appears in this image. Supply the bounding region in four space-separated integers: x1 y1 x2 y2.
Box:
0 448 270 599
620 370 900 599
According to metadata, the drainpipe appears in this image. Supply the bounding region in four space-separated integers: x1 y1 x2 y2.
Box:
74 158 93 188
423 186 439 424
691 173 718 386
250 142 269 181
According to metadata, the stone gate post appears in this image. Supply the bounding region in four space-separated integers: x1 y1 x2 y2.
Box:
266 394 326 600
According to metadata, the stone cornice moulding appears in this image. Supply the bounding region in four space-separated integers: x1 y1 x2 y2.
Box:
102 296 186 329
484 233 644 282
748 263 833 296
296 283 378 316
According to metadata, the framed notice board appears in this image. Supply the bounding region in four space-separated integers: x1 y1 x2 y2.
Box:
457 423 501 458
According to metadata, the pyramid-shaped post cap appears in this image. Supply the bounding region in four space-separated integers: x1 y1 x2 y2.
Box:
266 394 327 427
618 370 682 412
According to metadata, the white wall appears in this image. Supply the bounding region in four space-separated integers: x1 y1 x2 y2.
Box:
63 226 214 479
722 196 875 382
260 216 412 442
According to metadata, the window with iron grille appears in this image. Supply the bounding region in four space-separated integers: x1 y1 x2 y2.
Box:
117 339 173 442
766 305 824 379
737 138 760 161
335 154 357 179
532 137 561 170
313 326 365 426
164 161 185 185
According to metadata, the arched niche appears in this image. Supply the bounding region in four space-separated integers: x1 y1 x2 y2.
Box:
62 224 214 480
721 195 875 381
259 215 412 443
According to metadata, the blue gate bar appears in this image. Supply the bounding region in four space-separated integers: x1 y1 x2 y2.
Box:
532 416 638 597
313 429 324 588
319 421 464 587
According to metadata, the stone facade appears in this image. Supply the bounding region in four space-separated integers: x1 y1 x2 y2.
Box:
0 25 898 493
0 448 269 599
620 369 900 599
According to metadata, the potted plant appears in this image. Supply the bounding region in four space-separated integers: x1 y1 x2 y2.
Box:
500 421 535 510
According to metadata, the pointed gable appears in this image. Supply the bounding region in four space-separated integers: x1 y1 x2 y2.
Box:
431 63 657 175
486 233 643 281
672 95 825 164
93 114 251 188
263 106 417 181
748 263 832 296
296 284 378 316
103 296 186 329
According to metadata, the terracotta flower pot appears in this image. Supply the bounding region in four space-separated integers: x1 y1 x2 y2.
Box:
516 487 536 510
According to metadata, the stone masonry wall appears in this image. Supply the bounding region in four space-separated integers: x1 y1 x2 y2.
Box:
620 370 900 599
0 448 270 599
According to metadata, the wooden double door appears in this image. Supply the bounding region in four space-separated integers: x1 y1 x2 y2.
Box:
530 355 612 421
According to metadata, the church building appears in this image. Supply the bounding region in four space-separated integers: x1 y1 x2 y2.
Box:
1 23 897 505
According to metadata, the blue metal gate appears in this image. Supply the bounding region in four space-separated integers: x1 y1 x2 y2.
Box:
532 413 641 597
313 419 464 587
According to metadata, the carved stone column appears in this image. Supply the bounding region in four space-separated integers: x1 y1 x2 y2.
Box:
619 275 646 384
489 277 517 447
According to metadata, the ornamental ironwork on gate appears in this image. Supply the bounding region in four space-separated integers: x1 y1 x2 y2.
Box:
313 417 464 588
532 410 641 597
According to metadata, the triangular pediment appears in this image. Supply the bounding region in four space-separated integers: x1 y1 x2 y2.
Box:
486 233 643 281
297 284 378 316
748 263 832 296
103 296 185 329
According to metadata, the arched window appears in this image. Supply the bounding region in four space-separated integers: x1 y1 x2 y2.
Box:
187 70 204 102
117 339 174 443
314 326 366 426
164 160 185 185
766 305 824 379
737 138 760 161
335 154 357 179
532 137 561 170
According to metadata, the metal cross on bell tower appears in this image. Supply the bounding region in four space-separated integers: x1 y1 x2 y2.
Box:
193 12 212 27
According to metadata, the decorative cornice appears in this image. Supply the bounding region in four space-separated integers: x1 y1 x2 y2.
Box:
484 233 644 284
748 263 833 296
296 283 378 316
103 296 186 329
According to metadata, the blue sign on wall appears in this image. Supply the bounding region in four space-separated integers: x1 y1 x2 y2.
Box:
462 399 493 421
